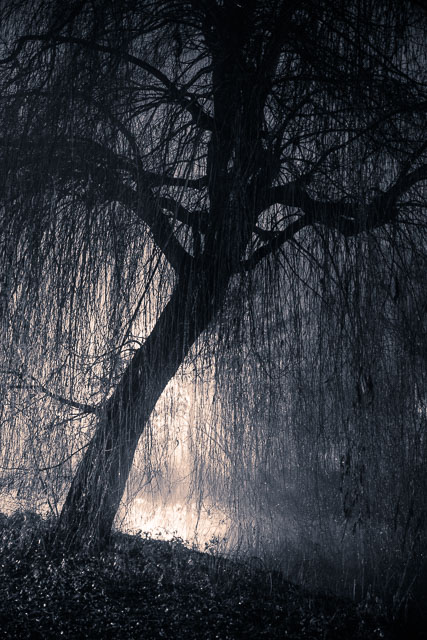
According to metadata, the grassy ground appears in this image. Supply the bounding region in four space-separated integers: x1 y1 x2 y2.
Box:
0 511 424 639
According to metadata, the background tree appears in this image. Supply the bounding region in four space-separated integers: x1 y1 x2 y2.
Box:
0 0 425 557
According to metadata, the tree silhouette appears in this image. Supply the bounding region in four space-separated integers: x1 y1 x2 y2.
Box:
0 0 425 550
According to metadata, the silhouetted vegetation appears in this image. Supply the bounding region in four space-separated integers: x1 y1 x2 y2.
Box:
2 511 420 640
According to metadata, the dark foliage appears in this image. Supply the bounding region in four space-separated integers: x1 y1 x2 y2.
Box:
0 512 423 640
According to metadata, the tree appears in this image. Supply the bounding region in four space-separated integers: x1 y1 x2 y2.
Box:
0 0 426 550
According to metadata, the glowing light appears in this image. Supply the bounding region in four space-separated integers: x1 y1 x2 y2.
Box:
121 498 231 549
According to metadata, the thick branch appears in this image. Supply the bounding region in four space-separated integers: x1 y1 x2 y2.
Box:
158 196 208 232
241 216 310 271
1 133 194 272
262 164 427 236
245 163 427 270
72 140 198 270
110 182 194 273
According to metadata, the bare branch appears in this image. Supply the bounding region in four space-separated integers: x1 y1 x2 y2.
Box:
72 137 207 190
4 371 98 414
261 164 427 237
244 161 427 271
0 443 90 473
158 196 208 232
240 216 310 271
1 34 214 131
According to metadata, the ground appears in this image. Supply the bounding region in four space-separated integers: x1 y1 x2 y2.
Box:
0 511 424 639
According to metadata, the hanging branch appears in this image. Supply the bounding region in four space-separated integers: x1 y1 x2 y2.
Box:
3 370 98 414
0 34 214 132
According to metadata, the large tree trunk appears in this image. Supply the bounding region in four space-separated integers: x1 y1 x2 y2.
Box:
56 264 228 550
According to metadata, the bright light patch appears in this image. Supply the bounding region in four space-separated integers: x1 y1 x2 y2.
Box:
121 498 231 549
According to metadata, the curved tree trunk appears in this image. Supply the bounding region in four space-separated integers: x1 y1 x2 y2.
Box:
56 264 228 550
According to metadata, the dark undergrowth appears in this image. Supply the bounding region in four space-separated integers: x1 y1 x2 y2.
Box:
0 511 424 639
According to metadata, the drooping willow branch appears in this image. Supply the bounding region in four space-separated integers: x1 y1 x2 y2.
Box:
0 34 214 132
3 370 98 414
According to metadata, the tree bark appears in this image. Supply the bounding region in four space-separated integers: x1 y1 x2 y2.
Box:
56 263 228 550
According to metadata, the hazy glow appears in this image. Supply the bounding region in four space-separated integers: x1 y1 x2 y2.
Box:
121 498 231 549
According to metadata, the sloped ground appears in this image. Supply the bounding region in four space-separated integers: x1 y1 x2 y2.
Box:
0 512 423 639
